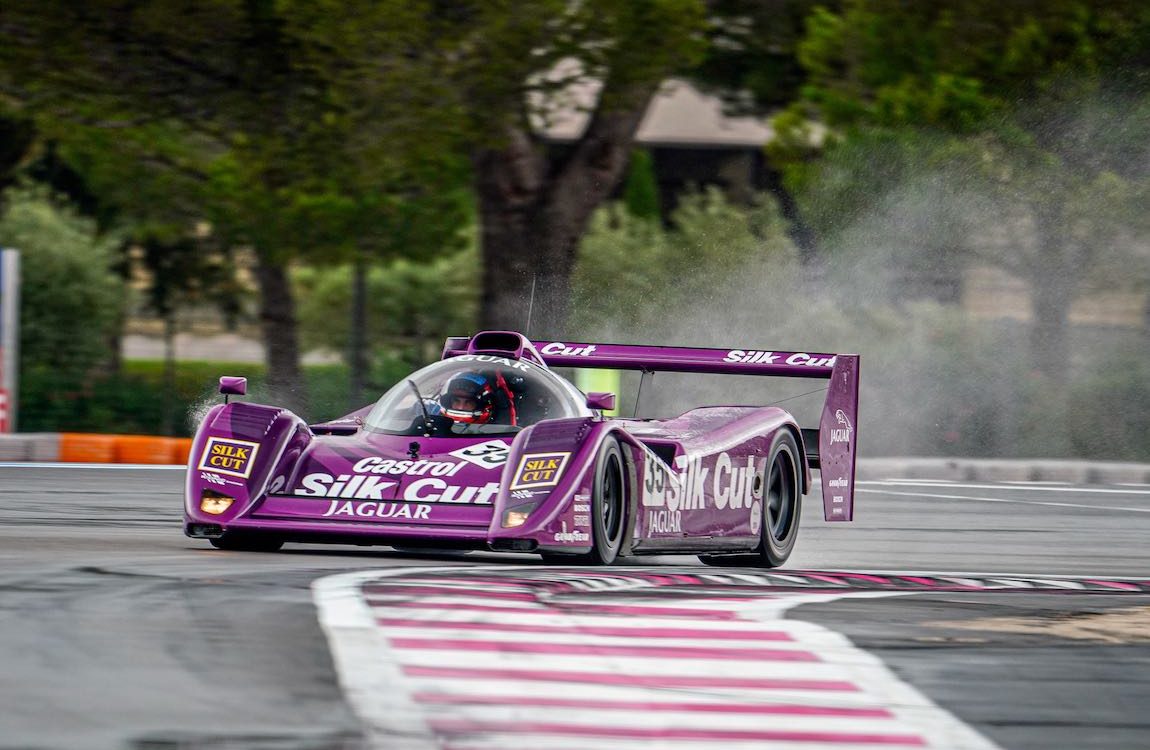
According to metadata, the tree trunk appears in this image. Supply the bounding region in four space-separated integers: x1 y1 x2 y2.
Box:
253 257 307 414
757 154 818 269
349 248 368 409
161 312 176 436
475 88 655 339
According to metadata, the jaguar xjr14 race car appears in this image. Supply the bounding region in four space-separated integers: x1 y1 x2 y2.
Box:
185 331 859 566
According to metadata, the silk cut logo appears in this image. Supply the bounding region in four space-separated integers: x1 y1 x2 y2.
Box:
510 452 570 490
448 440 510 469
197 437 260 478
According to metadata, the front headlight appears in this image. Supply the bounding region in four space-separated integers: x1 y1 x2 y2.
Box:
200 489 235 515
501 502 538 528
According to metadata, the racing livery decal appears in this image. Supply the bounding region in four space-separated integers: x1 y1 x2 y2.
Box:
352 456 466 476
448 440 510 469
725 350 836 367
831 408 853 446
296 474 397 499
540 342 597 357
322 501 431 519
642 452 761 536
197 437 260 478
510 452 570 490
296 475 500 505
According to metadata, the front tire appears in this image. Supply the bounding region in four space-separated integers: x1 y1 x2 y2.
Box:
578 436 627 565
209 533 284 552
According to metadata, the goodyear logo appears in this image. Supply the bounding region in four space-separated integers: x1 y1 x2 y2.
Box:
197 437 260 478
510 451 570 490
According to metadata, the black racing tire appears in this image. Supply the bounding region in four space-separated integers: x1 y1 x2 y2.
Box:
209 533 284 552
578 436 627 565
757 430 802 567
698 432 802 568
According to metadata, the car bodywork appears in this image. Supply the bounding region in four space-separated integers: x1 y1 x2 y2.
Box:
185 330 859 561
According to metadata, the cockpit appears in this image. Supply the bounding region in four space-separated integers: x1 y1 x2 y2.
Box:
362 355 589 437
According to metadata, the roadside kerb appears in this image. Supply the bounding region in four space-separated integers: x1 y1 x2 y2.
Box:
1 433 1148 484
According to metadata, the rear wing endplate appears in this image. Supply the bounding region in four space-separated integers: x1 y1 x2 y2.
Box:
443 334 859 521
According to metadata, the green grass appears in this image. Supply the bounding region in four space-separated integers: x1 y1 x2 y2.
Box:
21 360 362 436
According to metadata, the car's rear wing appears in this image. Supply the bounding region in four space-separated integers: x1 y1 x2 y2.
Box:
443 332 859 522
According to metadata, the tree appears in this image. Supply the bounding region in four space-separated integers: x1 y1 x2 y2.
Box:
0 0 470 410
773 0 1150 384
689 0 836 266
358 0 710 336
0 184 125 427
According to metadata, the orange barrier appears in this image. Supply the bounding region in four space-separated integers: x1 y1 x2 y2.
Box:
116 435 193 465
59 433 119 463
59 433 193 464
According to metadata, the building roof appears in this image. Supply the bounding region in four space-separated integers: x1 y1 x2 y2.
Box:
535 77 774 148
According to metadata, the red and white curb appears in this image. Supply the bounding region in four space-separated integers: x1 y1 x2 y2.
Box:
313 567 1000 750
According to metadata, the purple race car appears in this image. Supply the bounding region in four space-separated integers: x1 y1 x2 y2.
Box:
185 330 859 566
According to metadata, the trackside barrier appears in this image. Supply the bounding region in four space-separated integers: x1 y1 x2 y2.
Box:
0 433 192 464
0 433 1147 483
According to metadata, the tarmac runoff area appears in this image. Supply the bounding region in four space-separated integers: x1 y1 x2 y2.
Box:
1 466 1149 749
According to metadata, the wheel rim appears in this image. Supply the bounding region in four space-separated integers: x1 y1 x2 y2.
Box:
602 454 623 541
767 450 795 541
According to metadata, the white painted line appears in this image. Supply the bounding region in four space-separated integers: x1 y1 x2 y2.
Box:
437 737 921 750
392 650 845 677
858 487 1150 513
417 700 918 730
367 608 798 630
791 568 1150 582
859 480 1150 496
369 627 817 650
314 570 439 750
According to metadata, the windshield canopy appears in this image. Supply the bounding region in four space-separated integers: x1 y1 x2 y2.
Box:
363 355 588 437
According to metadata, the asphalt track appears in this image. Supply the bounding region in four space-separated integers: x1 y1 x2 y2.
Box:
0 465 1148 749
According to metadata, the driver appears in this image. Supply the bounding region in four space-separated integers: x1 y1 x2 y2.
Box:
438 370 519 426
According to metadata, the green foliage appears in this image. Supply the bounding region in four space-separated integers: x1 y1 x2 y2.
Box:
294 245 480 370
19 359 359 435
1069 349 1150 461
791 0 1150 132
570 188 797 336
622 150 661 221
0 184 124 377
690 0 821 113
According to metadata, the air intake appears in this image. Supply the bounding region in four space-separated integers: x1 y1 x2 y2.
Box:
468 331 527 358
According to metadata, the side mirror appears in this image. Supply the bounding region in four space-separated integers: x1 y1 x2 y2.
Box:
219 376 247 397
586 392 616 411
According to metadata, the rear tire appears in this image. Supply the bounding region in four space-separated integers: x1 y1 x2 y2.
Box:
578 436 627 565
209 533 284 552
758 431 801 567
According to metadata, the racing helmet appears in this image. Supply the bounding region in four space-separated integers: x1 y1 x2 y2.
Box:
439 371 494 424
